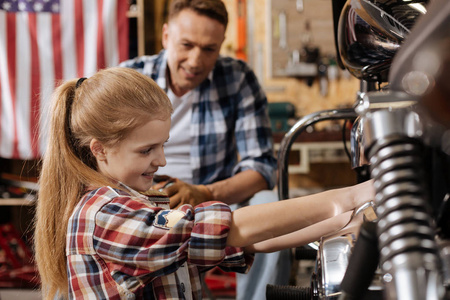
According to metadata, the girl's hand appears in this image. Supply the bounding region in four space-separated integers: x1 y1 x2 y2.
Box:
351 179 375 209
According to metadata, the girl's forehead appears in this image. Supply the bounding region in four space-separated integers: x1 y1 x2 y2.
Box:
124 118 171 144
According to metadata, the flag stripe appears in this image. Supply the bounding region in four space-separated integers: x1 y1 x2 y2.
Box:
29 13 41 157
39 13 57 156
0 12 3 156
75 0 84 77
7 12 18 158
83 0 98 76
61 0 77 80
97 0 105 69
52 14 62 83
103 0 117 67
0 0 129 159
16 12 32 158
117 0 129 63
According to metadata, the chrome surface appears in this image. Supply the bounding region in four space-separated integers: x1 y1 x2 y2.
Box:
338 0 428 82
355 91 446 299
318 234 354 299
439 239 450 287
350 116 366 169
277 108 357 201
315 207 382 299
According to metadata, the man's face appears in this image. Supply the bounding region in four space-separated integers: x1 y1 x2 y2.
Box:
162 9 226 97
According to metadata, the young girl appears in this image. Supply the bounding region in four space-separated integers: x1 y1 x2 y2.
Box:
34 67 374 299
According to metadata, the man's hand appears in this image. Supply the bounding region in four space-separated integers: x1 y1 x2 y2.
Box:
153 178 213 208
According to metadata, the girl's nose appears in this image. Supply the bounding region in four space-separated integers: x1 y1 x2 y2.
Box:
153 148 166 167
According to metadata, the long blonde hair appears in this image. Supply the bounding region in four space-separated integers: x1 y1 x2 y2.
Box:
34 67 172 299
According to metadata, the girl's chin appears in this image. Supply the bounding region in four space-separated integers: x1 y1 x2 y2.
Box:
128 182 153 193
139 184 153 193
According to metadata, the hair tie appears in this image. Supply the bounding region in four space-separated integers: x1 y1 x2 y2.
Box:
76 77 87 88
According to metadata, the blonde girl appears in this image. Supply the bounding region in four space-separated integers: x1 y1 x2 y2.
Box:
34 67 373 299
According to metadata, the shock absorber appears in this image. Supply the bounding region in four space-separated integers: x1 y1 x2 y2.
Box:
359 93 445 299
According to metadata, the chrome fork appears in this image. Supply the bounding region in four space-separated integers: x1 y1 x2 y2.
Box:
358 92 445 300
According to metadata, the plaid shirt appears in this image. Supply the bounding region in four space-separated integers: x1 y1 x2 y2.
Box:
120 51 277 189
66 184 252 299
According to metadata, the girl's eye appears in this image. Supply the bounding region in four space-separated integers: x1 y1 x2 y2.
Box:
140 148 152 155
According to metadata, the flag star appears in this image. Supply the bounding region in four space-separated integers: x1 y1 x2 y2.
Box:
18 2 27 10
2 2 12 11
43 0 50 2
34 2 43 11
52 3 59 12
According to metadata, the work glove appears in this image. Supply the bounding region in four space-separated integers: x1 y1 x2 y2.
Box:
153 177 213 209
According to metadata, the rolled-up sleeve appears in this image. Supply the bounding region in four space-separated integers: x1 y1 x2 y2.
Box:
189 202 254 273
231 61 277 189
93 198 252 278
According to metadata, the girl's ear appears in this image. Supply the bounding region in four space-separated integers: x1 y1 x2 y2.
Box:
90 139 107 161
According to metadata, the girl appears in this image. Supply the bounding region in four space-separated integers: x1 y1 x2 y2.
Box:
34 67 373 299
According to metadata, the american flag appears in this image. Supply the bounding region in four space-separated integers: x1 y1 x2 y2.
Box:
0 0 129 159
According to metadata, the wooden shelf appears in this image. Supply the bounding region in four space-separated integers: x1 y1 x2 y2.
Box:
0 198 35 206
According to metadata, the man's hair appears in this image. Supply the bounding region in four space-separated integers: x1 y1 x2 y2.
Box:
168 0 228 29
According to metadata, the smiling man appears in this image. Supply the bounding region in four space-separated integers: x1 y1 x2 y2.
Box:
119 0 290 299
162 8 224 97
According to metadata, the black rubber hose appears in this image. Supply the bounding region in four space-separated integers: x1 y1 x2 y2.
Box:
266 284 311 300
339 221 379 300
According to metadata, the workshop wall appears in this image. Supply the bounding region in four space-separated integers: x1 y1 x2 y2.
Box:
222 0 360 118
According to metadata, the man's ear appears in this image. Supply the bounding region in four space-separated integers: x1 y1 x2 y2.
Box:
162 23 169 49
90 139 107 161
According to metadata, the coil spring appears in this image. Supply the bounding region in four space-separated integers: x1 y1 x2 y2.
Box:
367 136 438 268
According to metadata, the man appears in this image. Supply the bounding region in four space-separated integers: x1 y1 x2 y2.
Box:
120 0 290 298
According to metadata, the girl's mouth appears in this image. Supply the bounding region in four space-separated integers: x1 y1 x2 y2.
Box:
142 173 154 179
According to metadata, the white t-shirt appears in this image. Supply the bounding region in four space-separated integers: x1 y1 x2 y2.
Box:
155 88 194 184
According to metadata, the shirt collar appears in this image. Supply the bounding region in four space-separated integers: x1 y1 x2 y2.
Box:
119 182 144 198
118 182 169 205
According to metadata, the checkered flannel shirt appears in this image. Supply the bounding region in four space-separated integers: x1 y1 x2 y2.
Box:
119 50 277 189
66 185 253 299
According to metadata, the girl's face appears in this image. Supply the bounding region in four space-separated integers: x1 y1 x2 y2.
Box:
94 117 170 192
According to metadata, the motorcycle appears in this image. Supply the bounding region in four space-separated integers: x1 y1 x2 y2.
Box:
269 0 450 299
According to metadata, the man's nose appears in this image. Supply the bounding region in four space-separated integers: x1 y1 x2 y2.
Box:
187 48 202 69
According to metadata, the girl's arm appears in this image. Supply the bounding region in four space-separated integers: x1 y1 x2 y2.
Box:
226 180 374 248
244 210 358 253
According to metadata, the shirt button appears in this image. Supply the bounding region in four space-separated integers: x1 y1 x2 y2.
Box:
181 283 185 293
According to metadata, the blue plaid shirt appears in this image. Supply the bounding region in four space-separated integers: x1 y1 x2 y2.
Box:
120 50 277 189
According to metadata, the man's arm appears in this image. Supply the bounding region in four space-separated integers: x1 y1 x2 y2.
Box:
206 169 268 205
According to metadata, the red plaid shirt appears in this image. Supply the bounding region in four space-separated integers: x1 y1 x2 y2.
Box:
66 184 253 299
